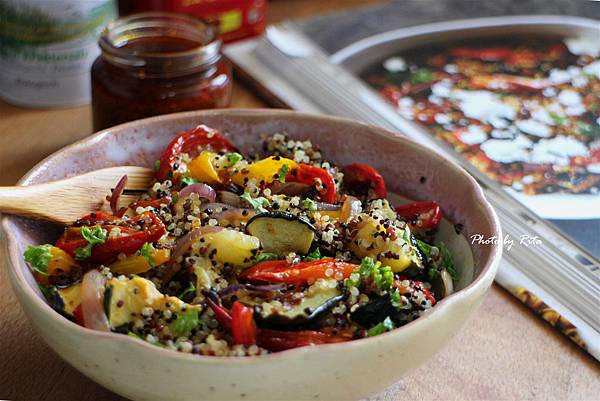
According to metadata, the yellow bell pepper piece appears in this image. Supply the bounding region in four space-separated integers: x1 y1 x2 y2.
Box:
232 156 298 186
110 248 171 274
188 151 222 185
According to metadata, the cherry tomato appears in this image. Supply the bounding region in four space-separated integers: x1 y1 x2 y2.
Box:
342 163 387 199
156 125 237 181
395 201 441 231
231 301 257 346
286 163 338 204
240 258 357 286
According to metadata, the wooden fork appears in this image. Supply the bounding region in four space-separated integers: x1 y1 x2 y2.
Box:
0 166 155 225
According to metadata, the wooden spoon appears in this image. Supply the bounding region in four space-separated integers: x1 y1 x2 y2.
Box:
0 166 155 225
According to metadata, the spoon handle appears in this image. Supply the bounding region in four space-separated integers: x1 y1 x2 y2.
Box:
0 184 68 223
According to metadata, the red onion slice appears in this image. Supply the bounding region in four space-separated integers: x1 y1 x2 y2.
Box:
218 283 286 297
179 183 217 203
81 270 110 332
270 181 311 196
108 175 128 215
316 202 341 211
340 195 361 222
217 191 243 207
170 226 223 263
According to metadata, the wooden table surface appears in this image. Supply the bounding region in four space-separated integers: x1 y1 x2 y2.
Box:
1 1 599 400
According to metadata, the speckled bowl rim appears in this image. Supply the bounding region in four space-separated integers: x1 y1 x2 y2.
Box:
2 109 502 364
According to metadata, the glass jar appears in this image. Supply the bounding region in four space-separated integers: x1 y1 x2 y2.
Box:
91 12 232 131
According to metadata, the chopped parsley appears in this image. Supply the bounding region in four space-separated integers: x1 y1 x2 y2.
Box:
367 316 394 336
24 244 53 275
224 152 243 167
549 112 569 126
278 164 291 183
409 68 434 84
180 176 198 187
390 288 402 310
301 198 317 211
577 121 600 138
139 243 156 268
346 257 394 291
169 309 200 338
437 241 457 280
75 225 106 261
153 160 161 171
415 239 432 261
241 192 270 213
178 282 196 300
304 248 323 262
254 252 279 263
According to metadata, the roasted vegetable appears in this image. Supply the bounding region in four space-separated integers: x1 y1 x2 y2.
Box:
56 212 166 265
244 285 343 327
256 328 348 351
395 201 442 231
24 245 81 287
156 125 237 182
188 151 223 185
432 269 454 299
348 213 421 273
197 229 260 267
342 163 387 199
240 258 357 286
246 212 315 255
350 293 396 328
109 246 170 274
232 156 298 187
231 301 257 346
285 163 338 204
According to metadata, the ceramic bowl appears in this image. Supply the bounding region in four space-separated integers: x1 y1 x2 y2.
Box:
2 109 501 401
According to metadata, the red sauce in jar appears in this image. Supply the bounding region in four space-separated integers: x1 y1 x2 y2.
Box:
91 13 232 131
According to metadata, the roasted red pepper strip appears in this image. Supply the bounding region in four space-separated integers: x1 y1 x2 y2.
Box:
240 258 357 286
205 296 232 331
156 125 238 181
231 301 257 346
130 197 172 210
257 329 348 351
286 163 338 204
342 163 387 199
449 47 511 61
395 201 441 231
73 211 119 226
55 212 166 264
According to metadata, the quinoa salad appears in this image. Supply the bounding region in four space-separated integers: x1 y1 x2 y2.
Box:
24 125 456 356
363 36 600 195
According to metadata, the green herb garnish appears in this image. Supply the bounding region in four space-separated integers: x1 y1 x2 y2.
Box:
415 239 432 261
241 192 270 212
305 248 323 262
254 252 279 263
301 198 317 211
24 244 53 275
224 152 243 167
153 160 161 171
139 243 156 268
577 121 600 138
409 68 434 84
278 164 290 183
549 113 569 126
390 288 402 310
367 317 394 336
437 241 457 280
169 309 200 338
75 225 106 261
178 282 196 300
180 176 198 188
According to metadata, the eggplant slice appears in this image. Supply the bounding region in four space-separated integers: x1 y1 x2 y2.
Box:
246 212 315 256
242 286 343 327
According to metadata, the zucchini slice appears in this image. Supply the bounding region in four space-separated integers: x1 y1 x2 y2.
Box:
246 212 315 256
243 285 343 327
